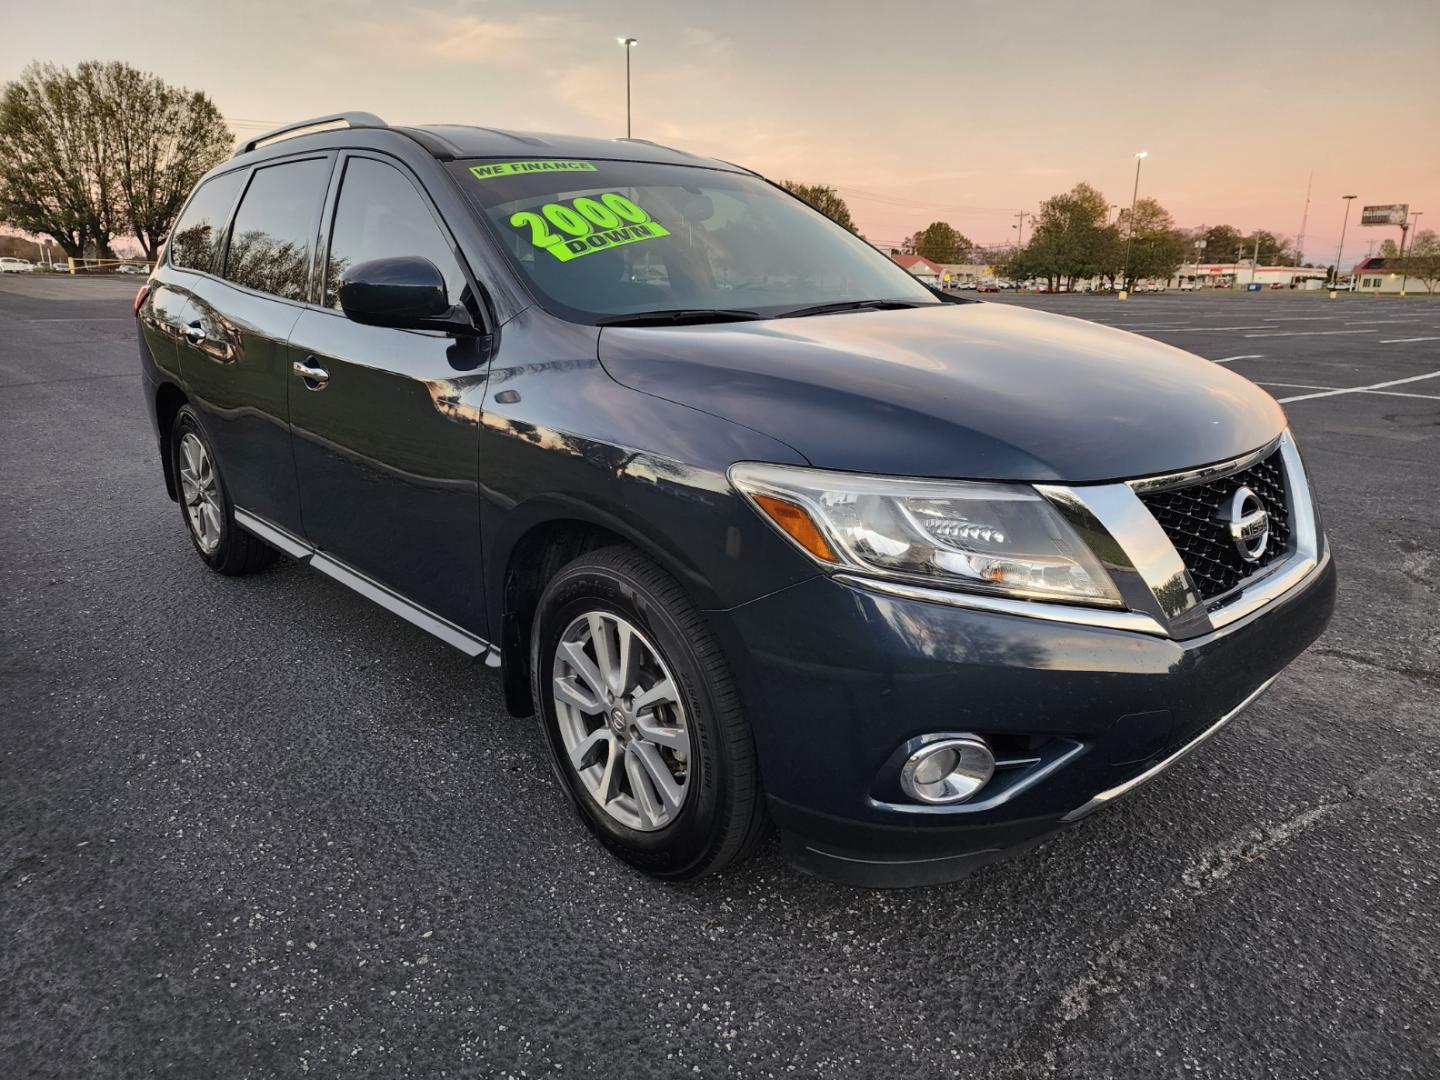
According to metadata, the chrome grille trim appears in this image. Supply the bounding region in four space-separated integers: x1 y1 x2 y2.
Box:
1125 434 1283 495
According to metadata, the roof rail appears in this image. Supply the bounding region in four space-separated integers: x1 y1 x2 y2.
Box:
235 112 388 157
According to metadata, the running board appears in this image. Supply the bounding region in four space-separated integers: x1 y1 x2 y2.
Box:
233 508 500 666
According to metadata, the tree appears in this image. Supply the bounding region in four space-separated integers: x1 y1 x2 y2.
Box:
1025 182 1114 290
1117 197 1185 288
1378 238 1400 258
0 61 230 261
1404 229 1440 294
780 181 857 232
905 221 971 264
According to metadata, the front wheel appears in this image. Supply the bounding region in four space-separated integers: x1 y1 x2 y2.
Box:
531 546 766 880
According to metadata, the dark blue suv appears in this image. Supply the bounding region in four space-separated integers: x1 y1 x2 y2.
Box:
135 113 1335 886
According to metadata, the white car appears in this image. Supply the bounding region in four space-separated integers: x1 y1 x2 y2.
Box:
0 257 35 273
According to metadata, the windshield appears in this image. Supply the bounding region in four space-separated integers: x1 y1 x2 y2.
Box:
450 158 937 323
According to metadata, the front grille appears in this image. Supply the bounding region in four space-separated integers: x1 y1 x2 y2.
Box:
1138 449 1291 601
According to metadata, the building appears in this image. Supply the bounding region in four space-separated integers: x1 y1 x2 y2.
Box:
1349 257 1430 294
1170 263 1329 290
937 263 995 287
890 254 944 285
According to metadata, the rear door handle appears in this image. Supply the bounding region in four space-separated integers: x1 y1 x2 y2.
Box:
292 357 330 389
183 320 206 344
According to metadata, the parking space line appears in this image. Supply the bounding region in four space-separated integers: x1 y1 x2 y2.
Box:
1344 319 1421 325
1145 325 1271 333
1257 380 1440 400
1243 329 1377 338
1215 354 1264 364
1277 370 1440 403
1379 336 1440 344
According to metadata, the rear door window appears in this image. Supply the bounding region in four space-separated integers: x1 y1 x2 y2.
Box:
322 157 467 310
170 170 246 273
222 157 332 301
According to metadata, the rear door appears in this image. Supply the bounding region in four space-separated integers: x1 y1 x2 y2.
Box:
287 152 488 633
177 154 333 535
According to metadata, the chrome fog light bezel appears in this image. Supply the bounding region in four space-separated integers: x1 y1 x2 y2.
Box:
900 736 996 805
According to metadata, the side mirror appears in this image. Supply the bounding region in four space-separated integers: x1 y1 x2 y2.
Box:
338 256 478 335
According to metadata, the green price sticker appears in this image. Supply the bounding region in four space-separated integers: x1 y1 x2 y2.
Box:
469 160 597 180
509 192 670 263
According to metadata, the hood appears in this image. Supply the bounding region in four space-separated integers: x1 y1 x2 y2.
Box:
597 302 1286 483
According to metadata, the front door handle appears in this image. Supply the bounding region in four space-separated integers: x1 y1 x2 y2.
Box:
183 320 206 344
292 357 330 390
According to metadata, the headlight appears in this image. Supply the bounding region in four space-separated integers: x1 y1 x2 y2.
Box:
729 462 1122 606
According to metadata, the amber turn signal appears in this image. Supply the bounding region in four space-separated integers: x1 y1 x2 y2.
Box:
751 494 838 562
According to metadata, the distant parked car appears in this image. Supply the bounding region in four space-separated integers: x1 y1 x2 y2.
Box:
976 282 1000 293
0 257 35 273
116 264 147 275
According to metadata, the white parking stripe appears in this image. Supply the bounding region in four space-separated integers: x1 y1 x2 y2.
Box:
1146 325 1271 333
1243 329 1378 338
1379 336 1440 344
1277 370 1440 403
1344 319 1421 325
1214 354 1264 363
1257 381 1440 400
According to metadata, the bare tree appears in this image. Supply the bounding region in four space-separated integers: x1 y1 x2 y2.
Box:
0 61 230 261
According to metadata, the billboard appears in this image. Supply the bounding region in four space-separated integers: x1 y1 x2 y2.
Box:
1361 204 1408 226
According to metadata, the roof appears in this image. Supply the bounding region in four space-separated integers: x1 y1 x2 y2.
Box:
892 254 943 274
403 126 734 169
1353 257 1397 271
231 113 743 172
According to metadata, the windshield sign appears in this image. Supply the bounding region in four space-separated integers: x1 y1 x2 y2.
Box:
452 159 936 324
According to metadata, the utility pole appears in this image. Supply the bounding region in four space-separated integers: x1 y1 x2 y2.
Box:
1333 194 1356 288
1294 171 1312 268
1120 151 1148 295
1397 211 1421 297
1013 210 1028 248
1251 236 1260 285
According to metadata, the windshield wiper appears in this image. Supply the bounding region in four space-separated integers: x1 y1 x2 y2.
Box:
596 308 763 327
776 299 932 319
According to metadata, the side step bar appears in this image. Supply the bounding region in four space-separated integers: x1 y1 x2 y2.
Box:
233 508 500 667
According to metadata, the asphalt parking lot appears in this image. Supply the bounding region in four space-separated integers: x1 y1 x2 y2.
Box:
2 275 1437 1078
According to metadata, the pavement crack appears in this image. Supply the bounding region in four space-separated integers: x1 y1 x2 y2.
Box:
1312 647 1440 690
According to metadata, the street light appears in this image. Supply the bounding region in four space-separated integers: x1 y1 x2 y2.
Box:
1333 194 1356 288
1120 151 1148 295
617 37 638 138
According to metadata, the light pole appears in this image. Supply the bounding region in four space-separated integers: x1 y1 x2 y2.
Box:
1120 151 1147 295
1333 194 1356 288
617 37 638 138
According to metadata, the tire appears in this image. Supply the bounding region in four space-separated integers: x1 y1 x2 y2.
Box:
169 405 275 576
531 545 766 880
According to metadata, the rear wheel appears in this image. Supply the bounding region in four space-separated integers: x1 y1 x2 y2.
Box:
531 546 766 880
170 406 275 575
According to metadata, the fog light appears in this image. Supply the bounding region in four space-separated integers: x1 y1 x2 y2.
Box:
900 736 995 805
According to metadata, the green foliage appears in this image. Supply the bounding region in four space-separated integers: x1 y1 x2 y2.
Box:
780 181 857 233
0 61 231 259
1402 229 1440 293
1117 197 1185 288
1023 182 1120 288
907 221 971 264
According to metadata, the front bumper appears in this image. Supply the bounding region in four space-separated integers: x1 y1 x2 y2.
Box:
710 545 1336 888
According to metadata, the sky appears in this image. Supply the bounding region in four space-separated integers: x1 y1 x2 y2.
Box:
3 0 1437 265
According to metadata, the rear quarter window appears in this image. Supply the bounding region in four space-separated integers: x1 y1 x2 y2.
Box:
170 170 247 273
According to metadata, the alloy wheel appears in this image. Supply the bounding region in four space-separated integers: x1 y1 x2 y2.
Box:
553 611 691 831
178 431 222 554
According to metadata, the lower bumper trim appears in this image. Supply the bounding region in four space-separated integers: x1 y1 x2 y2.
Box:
1061 674 1278 822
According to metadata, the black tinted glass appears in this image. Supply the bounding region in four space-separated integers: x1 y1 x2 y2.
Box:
324 158 466 310
170 170 245 273
449 159 934 323
223 158 330 301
